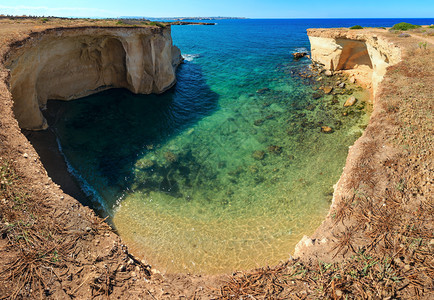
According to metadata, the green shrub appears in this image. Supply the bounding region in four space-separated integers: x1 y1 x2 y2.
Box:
391 22 421 31
40 18 49 23
429 25 434 29
149 21 166 28
116 20 125 25
350 25 363 29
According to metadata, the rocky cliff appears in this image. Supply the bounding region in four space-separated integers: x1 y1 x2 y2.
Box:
307 28 402 98
4 26 182 130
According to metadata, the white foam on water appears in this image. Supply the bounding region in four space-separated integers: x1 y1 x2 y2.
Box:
182 54 200 62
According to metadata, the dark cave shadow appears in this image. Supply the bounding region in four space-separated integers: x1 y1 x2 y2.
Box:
31 62 219 217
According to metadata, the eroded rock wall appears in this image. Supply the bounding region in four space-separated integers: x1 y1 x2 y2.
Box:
4 27 182 130
307 29 402 98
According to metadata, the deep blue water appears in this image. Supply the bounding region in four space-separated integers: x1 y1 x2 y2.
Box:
49 18 433 273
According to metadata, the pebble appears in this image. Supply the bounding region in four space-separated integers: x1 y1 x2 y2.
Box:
23 153 28 158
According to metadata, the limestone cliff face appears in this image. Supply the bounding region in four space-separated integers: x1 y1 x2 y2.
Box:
5 26 182 130
307 29 402 97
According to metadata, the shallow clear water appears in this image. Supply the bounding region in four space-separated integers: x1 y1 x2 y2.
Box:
50 18 434 274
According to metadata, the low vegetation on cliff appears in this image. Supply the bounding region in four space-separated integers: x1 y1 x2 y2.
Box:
391 22 422 31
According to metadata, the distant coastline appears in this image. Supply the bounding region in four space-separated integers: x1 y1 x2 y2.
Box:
146 17 247 21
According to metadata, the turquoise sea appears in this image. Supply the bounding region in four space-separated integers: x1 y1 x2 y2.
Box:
47 18 433 273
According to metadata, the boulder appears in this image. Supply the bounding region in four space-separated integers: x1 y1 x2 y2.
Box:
292 52 307 59
344 96 357 107
323 86 333 94
321 126 333 133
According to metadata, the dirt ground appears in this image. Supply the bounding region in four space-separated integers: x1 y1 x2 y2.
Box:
0 18 433 299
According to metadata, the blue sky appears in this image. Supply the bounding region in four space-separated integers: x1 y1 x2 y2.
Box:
1 0 433 18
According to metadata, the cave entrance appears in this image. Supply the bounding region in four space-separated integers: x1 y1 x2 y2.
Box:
335 39 373 70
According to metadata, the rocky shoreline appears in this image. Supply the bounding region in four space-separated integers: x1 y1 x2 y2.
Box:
0 20 433 298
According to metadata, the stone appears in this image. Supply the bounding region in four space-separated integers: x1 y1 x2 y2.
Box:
350 76 356 84
23 153 28 158
316 77 323 81
254 119 264 126
252 150 265 160
344 96 357 107
268 145 283 155
292 52 307 59
164 151 177 163
136 159 155 169
324 70 333 76
306 104 316 111
312 92 322 99
248 165 258 173
321 126 333 133
256 88 270 94
323 86 333 94
338 82 346 88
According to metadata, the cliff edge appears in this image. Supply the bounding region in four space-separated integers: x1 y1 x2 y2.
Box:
3 25 182 130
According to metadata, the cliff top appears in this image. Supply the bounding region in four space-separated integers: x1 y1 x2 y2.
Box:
0 17 169 48
307 26 434 54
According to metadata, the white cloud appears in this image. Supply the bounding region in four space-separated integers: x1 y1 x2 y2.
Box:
0 5 117 17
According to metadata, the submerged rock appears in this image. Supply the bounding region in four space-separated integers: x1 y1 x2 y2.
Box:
312 92 322 99
257 88 271 94
136 159 155 169
321 126 333 133
268 145 283 155
344 96 357 107
252 150 266 160
254 119 265 126
292 52 307 59
164 151 178 163
323 86 333 94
